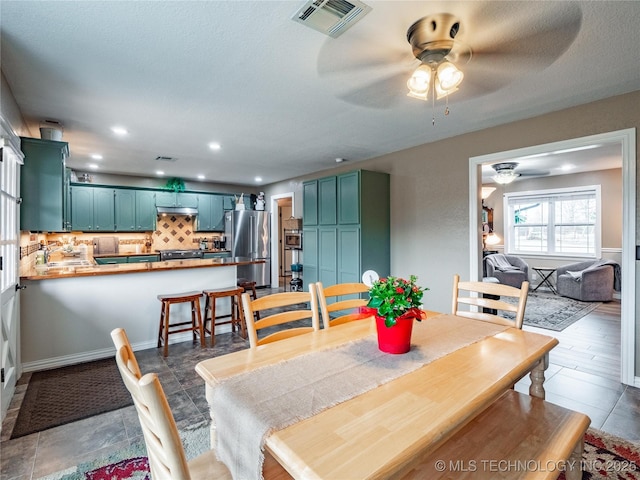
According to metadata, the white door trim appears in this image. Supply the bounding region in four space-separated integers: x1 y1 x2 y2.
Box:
269 192 295 288
469 128 637 386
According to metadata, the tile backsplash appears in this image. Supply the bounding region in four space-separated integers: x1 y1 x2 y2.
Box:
154 214 201 250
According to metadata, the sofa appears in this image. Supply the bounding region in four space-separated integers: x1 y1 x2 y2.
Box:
556 260 620 302
483 254 529 288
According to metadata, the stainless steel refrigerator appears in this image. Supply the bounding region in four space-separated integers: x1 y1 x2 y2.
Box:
225 210 271 287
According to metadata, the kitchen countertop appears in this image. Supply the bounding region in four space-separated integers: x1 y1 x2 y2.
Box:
92 250 231 258
21 256 263 281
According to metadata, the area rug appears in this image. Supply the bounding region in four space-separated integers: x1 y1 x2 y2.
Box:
501 291 601 331
36 420 210 480
11 358 133 439
558 428 640 480
36 426 637 480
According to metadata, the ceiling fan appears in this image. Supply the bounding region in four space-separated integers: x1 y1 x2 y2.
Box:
316 2 583 110
491 162 550 184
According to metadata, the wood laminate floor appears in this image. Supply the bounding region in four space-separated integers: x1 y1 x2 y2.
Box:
1 296 638 479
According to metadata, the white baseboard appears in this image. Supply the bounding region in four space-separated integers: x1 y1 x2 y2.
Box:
21 325 233 373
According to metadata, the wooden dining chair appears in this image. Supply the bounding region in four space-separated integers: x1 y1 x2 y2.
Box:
451 274 530 329
110 328 232 480
315 281 371 329
241 288 320 348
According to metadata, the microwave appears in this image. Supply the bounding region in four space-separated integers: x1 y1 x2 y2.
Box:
285 232 302 248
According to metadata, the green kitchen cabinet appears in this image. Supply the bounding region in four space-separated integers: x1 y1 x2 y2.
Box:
70 186 115 231
301 228 318 286
135 190 157 230
94 256 127 265
117 189 157 231
318 227 338 287
223 195 235 210
115 189 136 230
93 188 115 231
19 137 70 232
337 171 360 224
127 254 159 263
303 170 389 286
318 177 337 225
70 186 94 231
203 251 231 259
302 181 318 226
196 194 225 231
155 191 198 208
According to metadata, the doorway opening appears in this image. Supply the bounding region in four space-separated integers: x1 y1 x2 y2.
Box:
469 128 636 386
269 192 295 289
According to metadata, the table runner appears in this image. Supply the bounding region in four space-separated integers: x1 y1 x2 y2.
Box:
212 316 508 480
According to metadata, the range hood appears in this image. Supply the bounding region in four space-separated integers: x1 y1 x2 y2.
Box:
156 206 198 215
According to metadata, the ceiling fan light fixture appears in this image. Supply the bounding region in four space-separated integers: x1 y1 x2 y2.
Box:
493 170 519 185
407 65 432 100
436 61 463 92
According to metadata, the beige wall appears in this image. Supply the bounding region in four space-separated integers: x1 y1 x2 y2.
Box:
264 90 640 374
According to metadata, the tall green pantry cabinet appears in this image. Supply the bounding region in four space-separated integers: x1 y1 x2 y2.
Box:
302 170 390 289
19 137 70 232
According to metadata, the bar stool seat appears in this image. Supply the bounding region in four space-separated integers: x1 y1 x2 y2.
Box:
203 286 246 345
157 291 205 357
237 278 260 320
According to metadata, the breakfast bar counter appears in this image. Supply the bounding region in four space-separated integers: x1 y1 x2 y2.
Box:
20 258 265 370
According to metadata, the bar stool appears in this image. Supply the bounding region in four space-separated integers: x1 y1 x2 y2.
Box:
203 286 246 346
237 278 260 320
157 291 205 357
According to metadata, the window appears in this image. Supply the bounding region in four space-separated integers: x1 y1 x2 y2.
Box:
504 186 601 258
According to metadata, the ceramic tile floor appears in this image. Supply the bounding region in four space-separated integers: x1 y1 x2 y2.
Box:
1 298 638 479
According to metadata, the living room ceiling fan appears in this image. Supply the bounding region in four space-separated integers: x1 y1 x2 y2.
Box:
491 162 550 185
316 2 583 110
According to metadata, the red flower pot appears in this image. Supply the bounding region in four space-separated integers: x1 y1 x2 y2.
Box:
375 315 415 354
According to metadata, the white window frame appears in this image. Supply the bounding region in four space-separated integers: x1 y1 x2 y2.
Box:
503 185 601 259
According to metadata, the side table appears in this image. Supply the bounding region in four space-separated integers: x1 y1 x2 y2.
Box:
532 267 557 294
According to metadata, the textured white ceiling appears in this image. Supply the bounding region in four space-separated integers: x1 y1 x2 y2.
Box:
1 1 639 186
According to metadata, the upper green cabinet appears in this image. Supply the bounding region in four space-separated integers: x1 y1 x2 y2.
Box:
114 188 156 231
19 137 70 232
155 191 198 208
70 186 115 231
196 194 225 231
302 181 318 226
302 170 390 286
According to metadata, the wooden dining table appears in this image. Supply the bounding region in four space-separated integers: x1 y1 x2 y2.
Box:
195 313 559 479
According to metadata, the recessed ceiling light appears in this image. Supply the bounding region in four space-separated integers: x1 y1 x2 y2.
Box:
91 154 103 160
111 126 128 136
197 174 205 180
156 170 165 176
88 164 99 170
254 176 263 183
560 164 576 171
208 142 221 151
335 158 345 163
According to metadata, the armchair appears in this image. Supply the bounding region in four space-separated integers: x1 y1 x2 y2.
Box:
483 254 529 288
556 260 619 302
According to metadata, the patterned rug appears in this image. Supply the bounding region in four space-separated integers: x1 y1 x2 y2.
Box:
36 425 637 480
501 291 601 331
11 358 133 439
559 428 640 480
36 420 209 480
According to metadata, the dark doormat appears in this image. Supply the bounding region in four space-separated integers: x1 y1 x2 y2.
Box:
11 357 132 439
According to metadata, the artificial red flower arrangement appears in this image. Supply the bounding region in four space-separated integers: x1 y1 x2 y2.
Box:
366 275 429 327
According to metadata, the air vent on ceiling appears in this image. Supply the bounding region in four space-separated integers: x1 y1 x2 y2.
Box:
291 0 371 38
155 156 177 162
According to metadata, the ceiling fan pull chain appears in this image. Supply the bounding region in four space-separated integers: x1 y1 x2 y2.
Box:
431 81 436 126
444 95 450 116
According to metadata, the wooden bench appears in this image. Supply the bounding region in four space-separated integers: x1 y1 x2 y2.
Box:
399 389 590 480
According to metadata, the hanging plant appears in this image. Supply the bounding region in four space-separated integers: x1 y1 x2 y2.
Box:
165 177 185 192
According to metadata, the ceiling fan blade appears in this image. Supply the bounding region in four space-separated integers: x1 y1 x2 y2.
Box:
518 169 551 177
317 28 414 77
335 72 408 109
470 2 582 68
